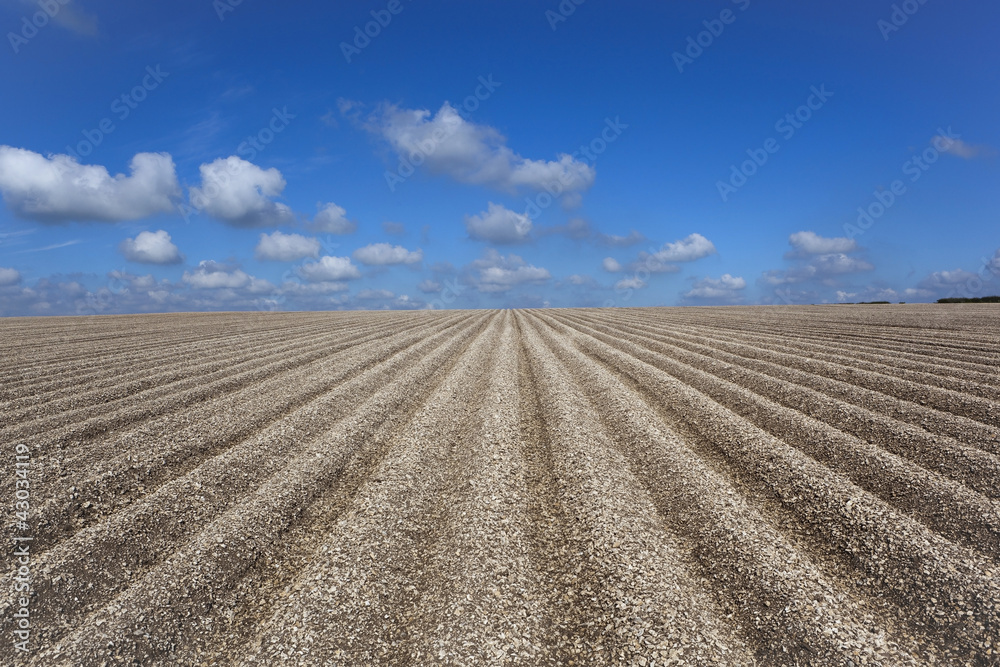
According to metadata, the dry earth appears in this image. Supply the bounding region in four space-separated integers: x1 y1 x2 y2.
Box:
2 305 999 666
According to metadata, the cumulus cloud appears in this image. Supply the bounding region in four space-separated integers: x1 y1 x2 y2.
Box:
597 229 644 247
188 157 294 227
684 274 747 300
298 256 362 283
352 243 423 266
918 269 980 291
311 202 356 234
764 232 874 286
468 249 551 293
182 261 273 294
602 257 622 273
465 202 533 244
835 290 857 302
255 231 321 262
119 230 183 265
627 233 715 274
0 147 179 222
614 276 646 290
652 233 717 262
364 102 595 195
567 274 594 286
986 249 1000 277
786 231 858 257
0 267 21 286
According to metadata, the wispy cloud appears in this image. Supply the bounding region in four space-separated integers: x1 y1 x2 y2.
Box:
932 135 994 160
16 239 82 253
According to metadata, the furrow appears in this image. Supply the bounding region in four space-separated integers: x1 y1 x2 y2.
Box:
527 311 921 665
24 311 492 666
0 313 481 656
2 311 469 563
556 313 1000 664
516 312 754 665
555 311 1000 503
575 309 1000 455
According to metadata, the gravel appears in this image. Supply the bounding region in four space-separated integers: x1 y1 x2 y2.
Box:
1 305 997 666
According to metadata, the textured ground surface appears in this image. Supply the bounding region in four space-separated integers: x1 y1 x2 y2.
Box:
2 305 999 666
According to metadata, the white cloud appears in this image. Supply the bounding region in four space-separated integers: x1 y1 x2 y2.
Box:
864 288 899 301
469 249 551 293
298 256 362 282
0 147 179 222
835 290 857 302
357 288 395 300
567 274 593 286
311 202 356 234
43 1 98 36
903 287 934 299
761 268 811 285
352 243 423 266
365 102 595 195
119 230 182 264
597 230 644 247
933 135 992 160
614 276 646 290
764 238 874 285
986 249 1000 276
189 157 294 227
602 257 622 272
182 261 268 290
811 253 874 275
684 274 747 300
0 267 21 286
465 202 532 244
417 279 442 293
651 233 717 263
255 231 321 262
918 269 979 290
278 280 350 296
786 231 858 257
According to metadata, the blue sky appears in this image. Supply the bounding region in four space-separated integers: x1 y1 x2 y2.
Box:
0 0 998 315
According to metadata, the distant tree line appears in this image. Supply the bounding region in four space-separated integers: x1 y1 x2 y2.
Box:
833 301 893 305
936 296 1000 303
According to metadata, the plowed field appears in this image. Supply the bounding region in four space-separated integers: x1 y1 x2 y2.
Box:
3 305 999 665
